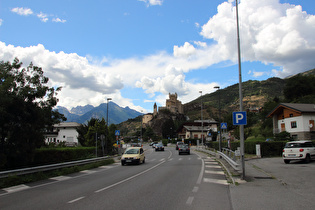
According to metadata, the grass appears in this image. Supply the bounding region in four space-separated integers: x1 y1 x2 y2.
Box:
0 158 115 189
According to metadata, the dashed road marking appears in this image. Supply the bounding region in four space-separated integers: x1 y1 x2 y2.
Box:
205 170 225 175
50 176 71 181
205 165 221 169
186 196 194 205
203 178 228 185
192 186 199 193
68 196 85 204
3 184 30 193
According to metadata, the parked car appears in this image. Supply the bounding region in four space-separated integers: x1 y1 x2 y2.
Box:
121 147 145 165
176 141 184 150
155 144 164 151
178 144 190 155
282 140 315 164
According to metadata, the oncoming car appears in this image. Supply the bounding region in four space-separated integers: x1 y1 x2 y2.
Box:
282 140 315 164
121 147 145 165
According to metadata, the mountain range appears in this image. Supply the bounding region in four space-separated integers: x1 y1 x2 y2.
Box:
55 102 141 124
56 68 315 125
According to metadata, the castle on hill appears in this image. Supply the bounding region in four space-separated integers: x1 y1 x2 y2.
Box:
142 93 183 126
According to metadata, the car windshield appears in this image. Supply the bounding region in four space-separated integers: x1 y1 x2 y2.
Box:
125 149 139 154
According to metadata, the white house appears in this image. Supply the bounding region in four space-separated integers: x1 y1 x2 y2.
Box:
45 122 81 146
267 103 315 140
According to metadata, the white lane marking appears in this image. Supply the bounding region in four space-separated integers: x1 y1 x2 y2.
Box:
205 170 224 175
81 170 97 174
3 184 30 193
168 158 173 161
50 176 71 181
205 165 221 169
186 196 194 205
179 158 183 161
160 158 165 162
68 196 85 204
204 161 218 164
95 161 166 193
192 186 199 193
196 154 205 185
203 178 228 185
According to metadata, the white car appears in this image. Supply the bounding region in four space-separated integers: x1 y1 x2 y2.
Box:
282 140 315 164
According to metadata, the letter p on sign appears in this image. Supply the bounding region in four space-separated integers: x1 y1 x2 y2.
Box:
233 112 247 125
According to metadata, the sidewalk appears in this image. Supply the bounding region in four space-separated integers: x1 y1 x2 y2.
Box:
228 158 314 210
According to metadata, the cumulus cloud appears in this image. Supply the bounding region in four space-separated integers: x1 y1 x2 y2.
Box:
200 0 315 77
173 42 196 58
11 7 33 16
52 18 66 23
0 19 3 26
139 0 163 7
37 12 49 22
0 42 124 108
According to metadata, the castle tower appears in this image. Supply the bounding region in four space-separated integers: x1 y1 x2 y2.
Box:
153 102 158 116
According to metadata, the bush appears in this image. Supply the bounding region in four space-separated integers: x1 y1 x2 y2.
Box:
162 139 168 146
33 147 96 166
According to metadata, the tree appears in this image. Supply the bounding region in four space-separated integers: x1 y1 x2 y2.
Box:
284 74 315 103
0 58 65 169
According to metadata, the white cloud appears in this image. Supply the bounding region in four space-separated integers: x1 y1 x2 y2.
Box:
37 12 49 22
139 0 163 7
11 7 33 16
173 42 196 58
52 18 66 23
200 0 315 77
0 19 3 26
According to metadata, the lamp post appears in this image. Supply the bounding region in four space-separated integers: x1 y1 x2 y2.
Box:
199 91 203 147
106 98 112 155
214 86 221 152
141 110 143 142
236 0 245 179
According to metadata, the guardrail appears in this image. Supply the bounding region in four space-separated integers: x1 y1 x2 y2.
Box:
195 147 241 171
0 156 113 179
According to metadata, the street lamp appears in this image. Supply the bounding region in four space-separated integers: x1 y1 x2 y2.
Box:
106 98 112 155
214 86 221 152
199 91 203 147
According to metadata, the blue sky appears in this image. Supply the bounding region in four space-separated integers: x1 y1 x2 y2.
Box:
1 0 315 113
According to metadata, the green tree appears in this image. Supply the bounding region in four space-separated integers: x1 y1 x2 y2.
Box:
0 58 65 169
284 74 315 102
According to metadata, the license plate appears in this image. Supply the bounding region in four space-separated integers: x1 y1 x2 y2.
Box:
126 160 132 162
288 154 296 157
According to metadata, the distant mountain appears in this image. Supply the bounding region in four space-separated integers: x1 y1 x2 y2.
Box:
70 105 94 116
55 102 141 124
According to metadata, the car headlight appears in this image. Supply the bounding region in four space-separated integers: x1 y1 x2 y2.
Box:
121 156 125 160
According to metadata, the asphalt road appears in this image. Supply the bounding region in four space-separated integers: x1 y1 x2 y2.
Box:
0 145 232 210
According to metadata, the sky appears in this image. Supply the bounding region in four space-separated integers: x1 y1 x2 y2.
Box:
1 0 315 113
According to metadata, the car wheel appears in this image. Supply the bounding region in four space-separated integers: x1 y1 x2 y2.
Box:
284 160 290 164
305 154 311 163
143 157 145 164
121 161 125 166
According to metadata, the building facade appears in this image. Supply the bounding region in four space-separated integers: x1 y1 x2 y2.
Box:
45 122 81 146
267 103 315 140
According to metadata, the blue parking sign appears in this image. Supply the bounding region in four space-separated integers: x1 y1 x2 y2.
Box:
233 112 247 125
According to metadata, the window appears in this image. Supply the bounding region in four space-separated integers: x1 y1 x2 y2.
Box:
291 121 297 128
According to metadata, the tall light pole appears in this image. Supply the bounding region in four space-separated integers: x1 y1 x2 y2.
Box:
214 86 221 152
106 98 112 155
236 0 245 179
199 91 203 147
140 110 143 142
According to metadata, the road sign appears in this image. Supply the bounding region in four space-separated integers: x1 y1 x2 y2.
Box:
233 112 247 125
221 123 227 129
115 130 120 136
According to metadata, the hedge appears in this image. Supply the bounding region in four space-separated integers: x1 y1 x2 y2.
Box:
33 147 96 166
